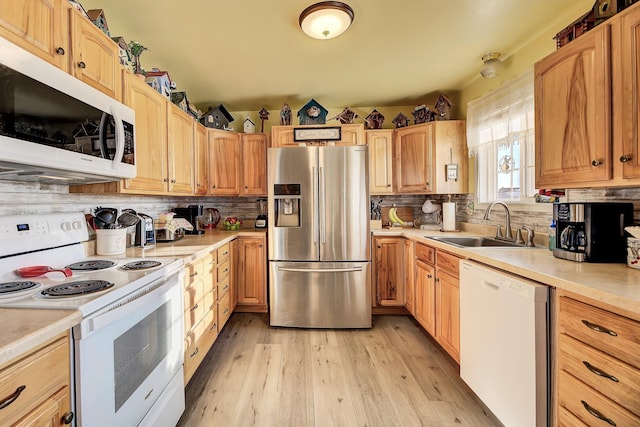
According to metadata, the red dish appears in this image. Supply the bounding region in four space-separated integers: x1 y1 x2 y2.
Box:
15 265 73 278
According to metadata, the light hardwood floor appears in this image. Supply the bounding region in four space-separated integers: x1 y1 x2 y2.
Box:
178 314 501 427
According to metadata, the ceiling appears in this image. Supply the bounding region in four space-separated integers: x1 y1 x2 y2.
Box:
80 0 594 111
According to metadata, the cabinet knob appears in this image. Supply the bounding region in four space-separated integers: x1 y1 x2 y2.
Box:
56 47 65 55
62 412 74 425
591 159 602 166
244 185 248 189
171 179 176 183
163 178 169 183
427 274 432 279
78 61 86 69
620 155 632 163
258 244 263 248
212 185 217 189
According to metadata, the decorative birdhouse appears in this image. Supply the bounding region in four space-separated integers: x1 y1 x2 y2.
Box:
434 93 453 120
392 112 410 128
145 69 175 99
258 108 270 132
412 104 435 125
297 99 328 125
330 107 358 124
170 91 189 114
201 104 235 129
86 9 110 36
364 109 385 129
243 118 256 133
110 36 132 70
280 104 292 126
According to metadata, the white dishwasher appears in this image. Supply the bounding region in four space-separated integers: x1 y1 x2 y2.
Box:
459 260 549 427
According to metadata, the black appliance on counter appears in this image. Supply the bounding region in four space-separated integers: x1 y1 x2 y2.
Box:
135 213 156 247
173 205 204 235
553 202 634 262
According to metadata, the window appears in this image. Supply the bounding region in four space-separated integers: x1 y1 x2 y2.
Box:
467 69 536 204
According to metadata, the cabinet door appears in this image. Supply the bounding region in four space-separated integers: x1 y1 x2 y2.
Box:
69 8 121 100
0 0 69 71
167 104 195 194
403 239 415 314
236 236 267 310
13 387 71 427
535 24 612 187
209 130 241 195
194 124 209 195
241 133 267 196
432 121 468 194
394 124 432 193
230 239 238 311
270 126 295 147
367 129 394 194
619 7 640 179
336 124 365 146
436 269 460 362
122 72 168 194
373 237 404 307
415 260 436 335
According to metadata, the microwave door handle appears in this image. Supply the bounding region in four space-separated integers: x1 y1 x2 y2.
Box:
109 105 125 170
98 113 109 159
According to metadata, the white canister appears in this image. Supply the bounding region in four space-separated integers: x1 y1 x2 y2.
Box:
627 238 640 269
96 228 127 255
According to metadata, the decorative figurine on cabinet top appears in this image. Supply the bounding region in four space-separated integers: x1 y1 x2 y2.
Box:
280 103 292 126
258 108 270 132
364 109 385 129
412 104 436 124
297 99 328 125
127 41 147 75
201 104 235 130
243 117 256 133
392 112 410 128
329 107 359 124
86 9 110 36
435 93 453 120
145 68 175 99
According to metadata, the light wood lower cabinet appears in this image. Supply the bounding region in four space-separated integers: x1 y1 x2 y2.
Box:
234 235 267 313
372 236 405 307
414 243 436 336
403 239 415 314
556 292 640 426
0 333 73 426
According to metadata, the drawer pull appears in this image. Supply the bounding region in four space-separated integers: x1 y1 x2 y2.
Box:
223 308 229 314
581 320 618 336
581 400 616 426
190 271 199 278
222 284 229 291
190 347 199 358
0 385 26 409
56 47 65 55
62 411 74 424
583 361 619 382
210 323 217 331
190 303 199 312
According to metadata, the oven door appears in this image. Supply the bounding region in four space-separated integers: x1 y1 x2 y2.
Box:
72 271 184 426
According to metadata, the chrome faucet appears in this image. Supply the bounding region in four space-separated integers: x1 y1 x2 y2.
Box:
483 201 513 240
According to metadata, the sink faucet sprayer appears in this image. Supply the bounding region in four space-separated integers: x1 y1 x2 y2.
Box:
483 201 513 240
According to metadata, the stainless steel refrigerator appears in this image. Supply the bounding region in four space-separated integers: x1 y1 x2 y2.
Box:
268 145 371 328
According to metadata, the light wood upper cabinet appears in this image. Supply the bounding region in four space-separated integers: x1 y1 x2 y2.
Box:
394 124 433 193
372 236 404 307
69 7 121 100
235 235 267 313
209 129 241 195
271 124 364 147
366 129 394 194
241 133 267 196
431 121 468 194
194 124 209 195
167 103 195 194
0 0 69 71
535 24 612 187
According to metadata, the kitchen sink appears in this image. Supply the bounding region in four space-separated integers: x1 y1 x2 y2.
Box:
426 235 530 248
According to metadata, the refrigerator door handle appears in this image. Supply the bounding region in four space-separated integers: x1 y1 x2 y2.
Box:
277 266 363 273
319 166 326 244
312 166 318 245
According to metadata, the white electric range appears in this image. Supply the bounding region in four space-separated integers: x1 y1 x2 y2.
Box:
0 212 186 427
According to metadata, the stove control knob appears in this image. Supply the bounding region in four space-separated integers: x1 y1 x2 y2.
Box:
72 220 83 230
61 222 71 231
62 411 74 424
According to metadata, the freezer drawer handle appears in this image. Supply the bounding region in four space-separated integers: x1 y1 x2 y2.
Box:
277 267 363 273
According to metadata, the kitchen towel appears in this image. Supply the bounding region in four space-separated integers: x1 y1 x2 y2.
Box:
442 202 456 231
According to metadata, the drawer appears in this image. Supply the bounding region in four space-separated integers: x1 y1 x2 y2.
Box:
184 258 205 287
217 275 230 298
184 278 204 313
0 334 69 425
557 406 589 426
559 297 640 368
184 319 207 384
184 283 205 334
204 278 217 312
217 260 230 283
217 243 230 265
558 371 640 427
201 307 219 350
415 243 435 264
218 291 231 329
559 334 640 416
436 250 461 277
206 251 217 273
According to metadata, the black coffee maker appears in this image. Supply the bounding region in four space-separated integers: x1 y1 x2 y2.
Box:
173 205 205 235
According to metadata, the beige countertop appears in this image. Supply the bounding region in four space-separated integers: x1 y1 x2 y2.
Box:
374 227 640 316
0 308 81 368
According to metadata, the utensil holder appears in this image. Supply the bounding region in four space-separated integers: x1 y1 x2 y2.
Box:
96 228 127 255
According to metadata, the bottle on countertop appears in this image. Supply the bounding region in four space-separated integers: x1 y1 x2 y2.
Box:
549 219 556 251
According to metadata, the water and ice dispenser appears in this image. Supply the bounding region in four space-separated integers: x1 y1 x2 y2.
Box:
273 184 301 227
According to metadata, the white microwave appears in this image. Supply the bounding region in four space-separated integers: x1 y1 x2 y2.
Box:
0 37 136 184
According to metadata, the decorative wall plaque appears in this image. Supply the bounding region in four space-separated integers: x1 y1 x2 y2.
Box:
293 126 341 142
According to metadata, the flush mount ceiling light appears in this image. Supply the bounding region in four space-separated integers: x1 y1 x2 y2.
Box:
481 52 504 79
299 1 354 40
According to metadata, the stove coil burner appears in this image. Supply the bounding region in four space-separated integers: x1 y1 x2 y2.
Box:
41 280 114 297
121 260 162 271
66 260 117 271
0 281 40 294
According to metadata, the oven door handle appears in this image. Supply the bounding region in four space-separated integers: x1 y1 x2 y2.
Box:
86 275 177 334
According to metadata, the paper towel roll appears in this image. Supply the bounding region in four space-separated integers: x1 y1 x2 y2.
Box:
442 202 456 231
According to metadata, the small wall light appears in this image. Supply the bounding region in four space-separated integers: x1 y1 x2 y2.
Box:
299 2 354 40
481 52 504 79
